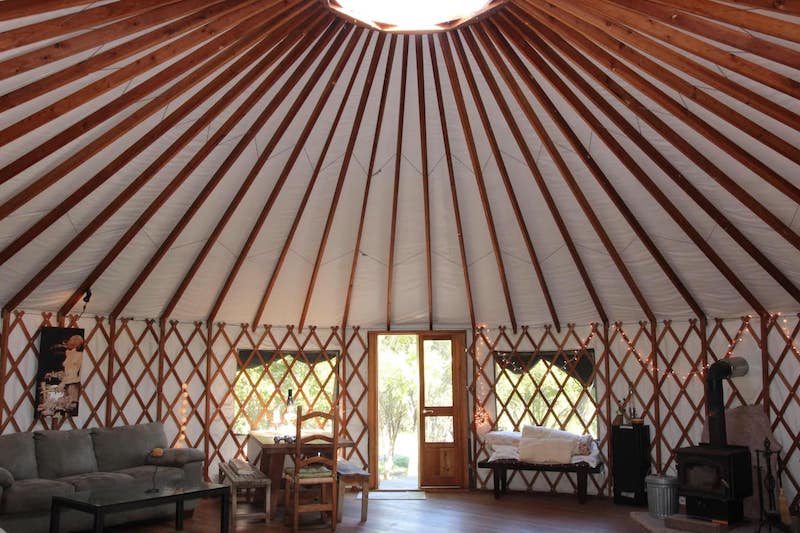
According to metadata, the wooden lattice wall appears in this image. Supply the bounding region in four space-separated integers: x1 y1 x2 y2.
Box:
470 318 800 507
1 310 797 507
0 311 369 481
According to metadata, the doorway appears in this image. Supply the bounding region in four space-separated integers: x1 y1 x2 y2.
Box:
368 331 468 490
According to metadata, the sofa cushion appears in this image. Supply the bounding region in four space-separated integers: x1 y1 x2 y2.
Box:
91 422 168 472
118 465 185 487
34 428 98 479
58 471 135 492
1 478 74 514
0 432 38 480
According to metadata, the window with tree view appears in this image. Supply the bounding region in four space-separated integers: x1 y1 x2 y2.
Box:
493 349 598 436
232 349 338 434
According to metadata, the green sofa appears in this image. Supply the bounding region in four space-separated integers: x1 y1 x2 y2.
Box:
0 422 204 533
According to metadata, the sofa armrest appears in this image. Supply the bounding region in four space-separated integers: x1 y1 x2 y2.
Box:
146 447 205 467
0 466 14 488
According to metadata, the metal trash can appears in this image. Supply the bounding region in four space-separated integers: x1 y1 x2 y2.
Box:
646 474 679 519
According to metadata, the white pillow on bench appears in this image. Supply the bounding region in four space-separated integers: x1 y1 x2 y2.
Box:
518 436 575 464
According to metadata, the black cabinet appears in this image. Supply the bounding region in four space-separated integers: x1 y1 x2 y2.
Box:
612 424 651 505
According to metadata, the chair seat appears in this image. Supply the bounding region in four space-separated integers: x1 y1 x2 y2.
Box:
284 465 334 479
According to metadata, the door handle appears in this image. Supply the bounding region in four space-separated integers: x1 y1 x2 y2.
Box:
422 409 434 415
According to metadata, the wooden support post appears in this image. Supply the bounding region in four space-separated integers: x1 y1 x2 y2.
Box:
106 317 117 427
0 310 10 431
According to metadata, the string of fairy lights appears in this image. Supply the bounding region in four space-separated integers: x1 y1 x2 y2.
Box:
470 314 799 429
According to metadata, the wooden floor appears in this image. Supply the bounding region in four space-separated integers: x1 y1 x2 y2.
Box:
107 491 646 532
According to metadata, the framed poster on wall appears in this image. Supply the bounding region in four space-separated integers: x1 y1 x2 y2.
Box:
35 327 85 419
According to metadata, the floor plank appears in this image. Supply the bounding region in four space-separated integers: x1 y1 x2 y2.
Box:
106 491 645 532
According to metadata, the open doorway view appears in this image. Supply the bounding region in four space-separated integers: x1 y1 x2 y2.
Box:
376 334 419 490
369 331 468 491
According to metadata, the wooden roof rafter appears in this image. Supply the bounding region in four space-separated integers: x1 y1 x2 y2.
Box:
577 0 800 97
515 3 796 312
340 35 398 331
518 1 800 249
110 16 345 319
416 36 434 331
0 0 287 152
56 8 328 318
480 20 708 320
455 23 607 325
158 21 357 321
209 33 382 331
4 8 331 316
608 0 800 69
438 32 519 333
466 22 656 324
0 0 230 80
297 32 387 332
0 0 174 51
386 36 410 331
426 35 478 330
449 29 562 332
0 0 308 223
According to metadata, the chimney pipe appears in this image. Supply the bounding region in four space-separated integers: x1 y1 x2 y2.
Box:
706 357 748 446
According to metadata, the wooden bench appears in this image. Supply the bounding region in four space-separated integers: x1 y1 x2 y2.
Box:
337 458 369 523
219 460 271 531
477 459 602 504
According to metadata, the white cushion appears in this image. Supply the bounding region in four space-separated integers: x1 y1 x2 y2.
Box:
518 436 575 464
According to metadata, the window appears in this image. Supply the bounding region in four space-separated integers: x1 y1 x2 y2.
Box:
493 349 598 436
232 349 338 434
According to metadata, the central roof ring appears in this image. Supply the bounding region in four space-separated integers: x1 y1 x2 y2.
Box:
323 0 507 33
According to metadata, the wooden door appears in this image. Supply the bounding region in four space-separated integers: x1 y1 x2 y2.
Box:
418 332 467 488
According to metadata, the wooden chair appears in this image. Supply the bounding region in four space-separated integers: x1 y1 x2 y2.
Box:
283 405 338 531
336 458 369 523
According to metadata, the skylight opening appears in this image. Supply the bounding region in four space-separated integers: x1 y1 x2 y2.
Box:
326 0 502 33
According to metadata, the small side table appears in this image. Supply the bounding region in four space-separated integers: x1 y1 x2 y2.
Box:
219 460 271 530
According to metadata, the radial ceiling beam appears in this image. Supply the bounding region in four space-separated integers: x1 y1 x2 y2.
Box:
450 30 562 331
457 25 606 324
655 0 800 41
386 37 410 331
415 36 434 331
341 36 397 331
439 32 518 333
609 0 800 69
0 0 102 21
524 1 799 135
0 0 225 79
521 1 800 247
0 2 299 223
7 11 330 316
0 2 320 267
298 34 386 332
578 1 800 98
57 9 325 318
110 17 344 319
0 0 283 151
0 0 172 50
213 30 376 326
426 35 477 329
160 23 356 321
0 0 245 111
510 7 778 314
475 20 658 324
480 21 706 319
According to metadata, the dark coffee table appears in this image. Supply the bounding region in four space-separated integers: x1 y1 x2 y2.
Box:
49 482 230 533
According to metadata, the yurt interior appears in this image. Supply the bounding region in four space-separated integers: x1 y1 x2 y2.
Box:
1 1 799 532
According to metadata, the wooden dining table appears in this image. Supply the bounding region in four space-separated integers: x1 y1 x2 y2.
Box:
247 430 354 519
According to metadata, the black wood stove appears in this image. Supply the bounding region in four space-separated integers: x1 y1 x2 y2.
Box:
675 357 753 524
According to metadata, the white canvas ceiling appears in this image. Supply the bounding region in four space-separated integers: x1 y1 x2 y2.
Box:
0 0 798 330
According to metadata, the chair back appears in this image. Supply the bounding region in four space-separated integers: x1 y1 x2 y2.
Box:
291 405 339 477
